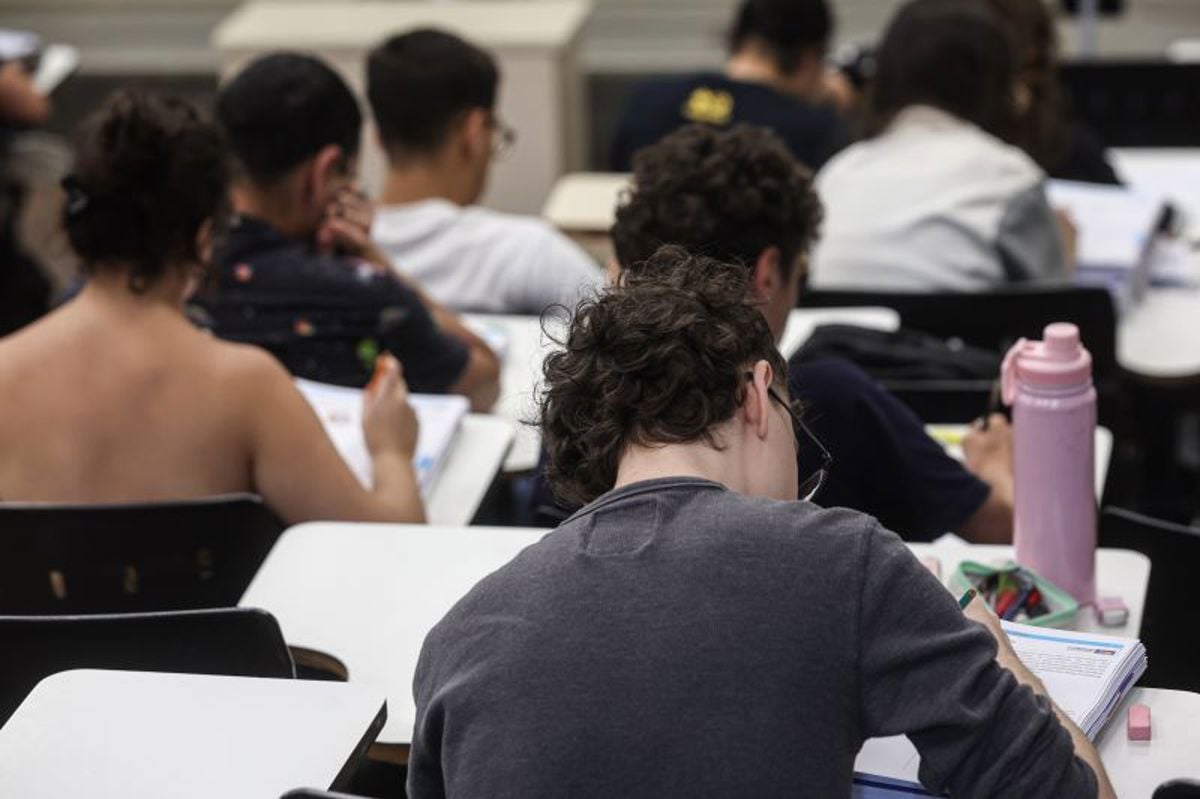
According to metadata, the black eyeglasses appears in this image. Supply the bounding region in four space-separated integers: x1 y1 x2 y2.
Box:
489 116 517 159
745 373 833 502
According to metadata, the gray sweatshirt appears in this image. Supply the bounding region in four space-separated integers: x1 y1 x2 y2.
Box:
409 477 1097 798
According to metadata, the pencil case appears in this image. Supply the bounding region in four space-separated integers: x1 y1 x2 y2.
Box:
949 560 1079 628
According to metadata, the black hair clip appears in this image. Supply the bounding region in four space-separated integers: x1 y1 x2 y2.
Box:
61 175 90 218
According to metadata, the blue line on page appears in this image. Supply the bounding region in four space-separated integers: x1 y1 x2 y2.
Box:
1005 628 1124 650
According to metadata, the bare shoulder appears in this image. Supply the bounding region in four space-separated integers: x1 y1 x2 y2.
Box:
199 334 293 394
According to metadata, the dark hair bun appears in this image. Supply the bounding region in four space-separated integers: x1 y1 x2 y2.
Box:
66 91 230 291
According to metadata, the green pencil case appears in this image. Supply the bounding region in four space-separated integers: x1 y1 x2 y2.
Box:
949 560 1079 628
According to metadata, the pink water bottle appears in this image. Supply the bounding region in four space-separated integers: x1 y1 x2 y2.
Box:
1001 323 1097 604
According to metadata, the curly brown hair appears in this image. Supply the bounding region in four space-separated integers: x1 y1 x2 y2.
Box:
539 245 787 507
611 124 822 281
66 91 230 292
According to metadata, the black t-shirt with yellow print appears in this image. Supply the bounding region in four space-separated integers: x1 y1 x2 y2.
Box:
609 72 849 171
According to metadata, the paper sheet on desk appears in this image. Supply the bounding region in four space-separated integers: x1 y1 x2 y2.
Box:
295 378 468 496
1047 180 1164 270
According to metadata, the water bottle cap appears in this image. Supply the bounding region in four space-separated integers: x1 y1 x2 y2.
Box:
1000 322 1092 402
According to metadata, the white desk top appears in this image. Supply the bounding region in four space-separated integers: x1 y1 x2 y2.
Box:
1118 287 1200 380
1112 148 1200 242
426 415 514 526
929 425 1113 502
467 307 901 472
242 521 1149 746
213 1 592 52
541 172 631 232
0 669 386 799
908 538 1149 638
777 306 901 359
1097 687 1200 798
857 686 1199 797
240 522 548 744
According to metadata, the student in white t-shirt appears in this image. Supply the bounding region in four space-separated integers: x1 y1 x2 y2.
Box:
366 29 603 315
810 0 1066 292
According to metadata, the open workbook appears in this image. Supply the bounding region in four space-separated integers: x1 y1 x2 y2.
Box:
294 378 468 497
852 621 1147 797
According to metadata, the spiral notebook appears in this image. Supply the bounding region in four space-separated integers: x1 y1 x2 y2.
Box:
853 621 1147 797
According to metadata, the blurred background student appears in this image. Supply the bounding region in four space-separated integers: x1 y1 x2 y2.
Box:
609 0 850 172
202 52 500 410
810 0 1066 292
368 29 602 315
985 0 1121 185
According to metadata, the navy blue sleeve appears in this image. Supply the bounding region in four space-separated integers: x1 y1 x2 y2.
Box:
374 275 470 394
789 357 989 540
204 234 468 393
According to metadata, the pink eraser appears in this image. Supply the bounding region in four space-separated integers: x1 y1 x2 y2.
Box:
1127 703 1152 741
1096 596 1129 627
920 556 941 580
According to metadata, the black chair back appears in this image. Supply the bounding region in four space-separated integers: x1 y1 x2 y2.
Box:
800 286 1120 423
1060 61 1200 148
1100 507 1200 693
801 286 1117 379
0 607 294 726
0 494 283 614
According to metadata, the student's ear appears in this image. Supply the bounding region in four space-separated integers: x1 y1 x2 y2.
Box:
751 247 783 303
606 257 623 286
458 108 491 161
308 144 346 208
194 217 215 266
742 358 776 440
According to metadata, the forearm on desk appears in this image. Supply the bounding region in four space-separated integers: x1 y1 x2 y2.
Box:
996 650 1117 799
370 451 425 523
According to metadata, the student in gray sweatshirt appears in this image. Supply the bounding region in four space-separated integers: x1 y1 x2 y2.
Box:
408 247 1114 799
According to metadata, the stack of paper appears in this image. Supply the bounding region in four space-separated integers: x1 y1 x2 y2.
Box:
294 378 468 497
1003 621 1147 739
853 621 1146 796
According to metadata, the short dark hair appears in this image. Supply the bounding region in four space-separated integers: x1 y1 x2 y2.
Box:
540 245 787 507
867 0 1018 140
612 124 822 282
728 0 833 73
65 91 230 291
216 52 362 184
367 29 498 159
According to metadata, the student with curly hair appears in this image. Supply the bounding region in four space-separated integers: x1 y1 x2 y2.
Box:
536 123 1014 543
810 0 1067 291
408 246 1113 799
0 91 424 524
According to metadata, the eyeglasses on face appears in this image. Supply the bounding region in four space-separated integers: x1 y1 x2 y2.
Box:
743 372 833 503
489 116 517 158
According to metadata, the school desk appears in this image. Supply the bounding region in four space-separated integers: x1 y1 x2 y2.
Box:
240 522 1150 750
0 669 386 798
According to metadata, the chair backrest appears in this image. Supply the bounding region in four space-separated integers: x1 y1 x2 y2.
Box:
1059 61 1200 148
1154 780 1200 799
0 494 284 614
800 286 1118 390
1099 507 1200 693
0 607 295 727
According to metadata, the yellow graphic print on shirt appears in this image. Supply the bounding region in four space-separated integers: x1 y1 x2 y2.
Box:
682 87 735 126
